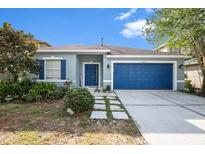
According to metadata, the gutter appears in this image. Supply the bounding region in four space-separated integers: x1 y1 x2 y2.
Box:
106 55 189 59
37 49 111 53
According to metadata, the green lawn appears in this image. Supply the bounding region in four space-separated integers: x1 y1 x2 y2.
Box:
0 99 146 145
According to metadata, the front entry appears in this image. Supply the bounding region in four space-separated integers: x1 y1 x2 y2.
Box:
84 64 99 86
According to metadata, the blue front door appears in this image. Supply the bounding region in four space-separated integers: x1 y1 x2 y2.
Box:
85 64 99 86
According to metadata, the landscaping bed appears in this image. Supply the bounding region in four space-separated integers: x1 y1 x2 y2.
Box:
0 99 146 145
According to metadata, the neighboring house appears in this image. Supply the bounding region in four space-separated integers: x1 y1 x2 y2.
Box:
34 44 185 90
0 72 8 80
154 43 189 55
34 39 51 48
184 58 203 89
154 44 203 89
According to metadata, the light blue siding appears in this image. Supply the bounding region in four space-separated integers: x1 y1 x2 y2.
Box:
35 53 77 86
76 55 103 87
34 52 185 90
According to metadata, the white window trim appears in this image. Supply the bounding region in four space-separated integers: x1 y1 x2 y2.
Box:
111 60 177 90
44 59 61 80
41 56 66 82
82 62 101 88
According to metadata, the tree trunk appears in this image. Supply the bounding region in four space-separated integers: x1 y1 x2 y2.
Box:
196 37 205 95
201 57 205 95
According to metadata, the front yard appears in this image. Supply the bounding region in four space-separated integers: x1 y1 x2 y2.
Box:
0 99 146 144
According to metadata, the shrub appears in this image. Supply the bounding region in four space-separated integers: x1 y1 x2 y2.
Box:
0 80 13 102
24 82 65 102
106 85 111 91
184 80 194 93
13 79 34 98
0 79 34 102
64 88 94 113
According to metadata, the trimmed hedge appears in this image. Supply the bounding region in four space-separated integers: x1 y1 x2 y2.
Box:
64 88 94 113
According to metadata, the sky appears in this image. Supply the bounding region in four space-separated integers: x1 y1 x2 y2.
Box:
0 8 154 50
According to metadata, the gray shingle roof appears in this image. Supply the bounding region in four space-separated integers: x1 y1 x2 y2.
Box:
38 44 182 55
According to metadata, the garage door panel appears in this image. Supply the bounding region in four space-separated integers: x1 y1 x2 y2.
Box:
113 63 173 90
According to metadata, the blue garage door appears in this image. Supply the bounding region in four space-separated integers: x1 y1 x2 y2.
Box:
114 63 173 90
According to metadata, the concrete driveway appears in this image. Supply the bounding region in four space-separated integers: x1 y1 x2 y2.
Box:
115 90 205 145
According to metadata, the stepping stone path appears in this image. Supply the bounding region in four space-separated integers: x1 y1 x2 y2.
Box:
95 96 104 100
106 96 117 100
95 100 105 104
110 105 124 111
112 111 129 120
94 104 106 110
90 111 107 119
89 89 129 120
110 100 121 105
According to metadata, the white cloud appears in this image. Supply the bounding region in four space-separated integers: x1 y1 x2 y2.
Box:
115 9 137 20
145 8 154 13
120 19 146 38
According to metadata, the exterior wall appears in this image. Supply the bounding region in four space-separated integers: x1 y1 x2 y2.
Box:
34 52 184 90
157 46 170 52
76 55 103 87
35 52 77 87
0 72 9 80
103 56 185 90
185 64 203 89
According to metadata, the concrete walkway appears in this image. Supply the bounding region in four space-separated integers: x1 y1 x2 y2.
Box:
115 90 205 145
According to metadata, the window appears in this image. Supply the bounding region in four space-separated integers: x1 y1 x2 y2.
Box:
45 60 61 80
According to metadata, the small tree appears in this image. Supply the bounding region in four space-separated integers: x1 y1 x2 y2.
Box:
0 22 39 82
143 9 205 93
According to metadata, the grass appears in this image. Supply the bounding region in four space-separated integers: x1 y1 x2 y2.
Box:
0 99 146 145
104 97 113 120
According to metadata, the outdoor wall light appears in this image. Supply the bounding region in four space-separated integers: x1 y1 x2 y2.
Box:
179 64 184 69
107 64 110 69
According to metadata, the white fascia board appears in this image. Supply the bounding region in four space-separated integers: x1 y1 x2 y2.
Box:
106 55 188 59
37 49 110 53
43 56 63 60
153 43 167 51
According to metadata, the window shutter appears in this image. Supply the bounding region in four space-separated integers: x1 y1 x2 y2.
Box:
61 60 66 80
38 60 44 80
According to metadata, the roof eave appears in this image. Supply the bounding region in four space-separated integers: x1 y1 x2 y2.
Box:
153 43 167 51
106 55 189 59
37 49 111 53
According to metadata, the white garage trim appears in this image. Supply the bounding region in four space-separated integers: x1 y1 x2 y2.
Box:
103 80 112 82
111 61 177 90
176 80 184 82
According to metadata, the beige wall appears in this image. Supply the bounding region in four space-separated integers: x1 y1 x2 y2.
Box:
185 64 203 89
0 72 9 80
157 46 170 52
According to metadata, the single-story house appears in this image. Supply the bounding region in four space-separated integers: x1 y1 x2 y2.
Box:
34 44 185 90
184 58 203 89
